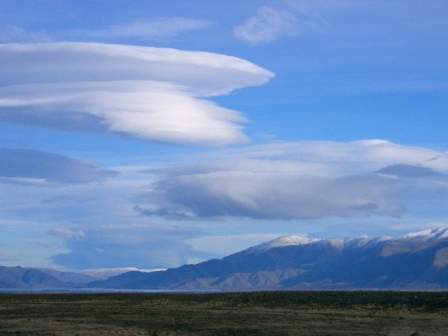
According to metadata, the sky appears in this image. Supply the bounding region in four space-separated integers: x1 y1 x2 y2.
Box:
0 0 447 271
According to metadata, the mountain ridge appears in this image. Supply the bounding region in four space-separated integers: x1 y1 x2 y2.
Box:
89 226 448 291
0 266 66 289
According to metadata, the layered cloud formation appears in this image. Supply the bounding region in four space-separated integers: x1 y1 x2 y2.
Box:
2 139 447 269
139 140 448 220
0 42 273 145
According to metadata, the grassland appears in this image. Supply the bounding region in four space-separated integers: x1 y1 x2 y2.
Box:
0 291 447 335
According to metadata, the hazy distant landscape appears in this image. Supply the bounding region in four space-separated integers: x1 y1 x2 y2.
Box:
2 227 448 292
1 291 447 335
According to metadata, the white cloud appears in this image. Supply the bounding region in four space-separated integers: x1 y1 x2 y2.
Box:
234 6 300 44
0 42 273 146
48 228 85 239
140 140 448 221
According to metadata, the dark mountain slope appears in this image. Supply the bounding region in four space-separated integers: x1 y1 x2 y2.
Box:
0 266 65 289
89 227 448 291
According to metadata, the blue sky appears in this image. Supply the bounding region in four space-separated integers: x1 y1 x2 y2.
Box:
0 0 447 271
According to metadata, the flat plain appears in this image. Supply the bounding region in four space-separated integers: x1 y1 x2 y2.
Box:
0 291 447 335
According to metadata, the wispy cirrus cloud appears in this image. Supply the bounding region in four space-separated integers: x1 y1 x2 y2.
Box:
48 228 85 239
234 7 300 44
234 3 330 45
0 42 273 146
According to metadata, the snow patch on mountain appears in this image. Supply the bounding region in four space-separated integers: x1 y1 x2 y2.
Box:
344 235 392 249
379 227 448 257
248 235 320 253
402 227 448 241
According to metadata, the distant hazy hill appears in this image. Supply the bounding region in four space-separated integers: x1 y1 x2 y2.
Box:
0 267 130 289
89 227 448 291
35 268 98 285
0 266 65 289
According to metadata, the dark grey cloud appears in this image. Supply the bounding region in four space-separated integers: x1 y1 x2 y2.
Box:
139 169 402 221
376 164 446 179
0 148 117 183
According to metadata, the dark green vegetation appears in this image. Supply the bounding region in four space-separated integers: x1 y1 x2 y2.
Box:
0 291 447 335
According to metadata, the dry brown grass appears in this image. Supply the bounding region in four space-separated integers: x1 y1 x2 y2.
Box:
0 292 447 335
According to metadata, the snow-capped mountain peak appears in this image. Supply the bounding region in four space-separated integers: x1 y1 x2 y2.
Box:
401 227 448 241
245 227 448 255
86 226 448 291
248 235 320 253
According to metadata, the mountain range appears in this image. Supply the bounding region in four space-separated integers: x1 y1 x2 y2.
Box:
2 227 448 291
90 227 448 291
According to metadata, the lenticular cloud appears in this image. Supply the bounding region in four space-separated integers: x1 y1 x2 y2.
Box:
0 42 274 145
140 140 448 220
